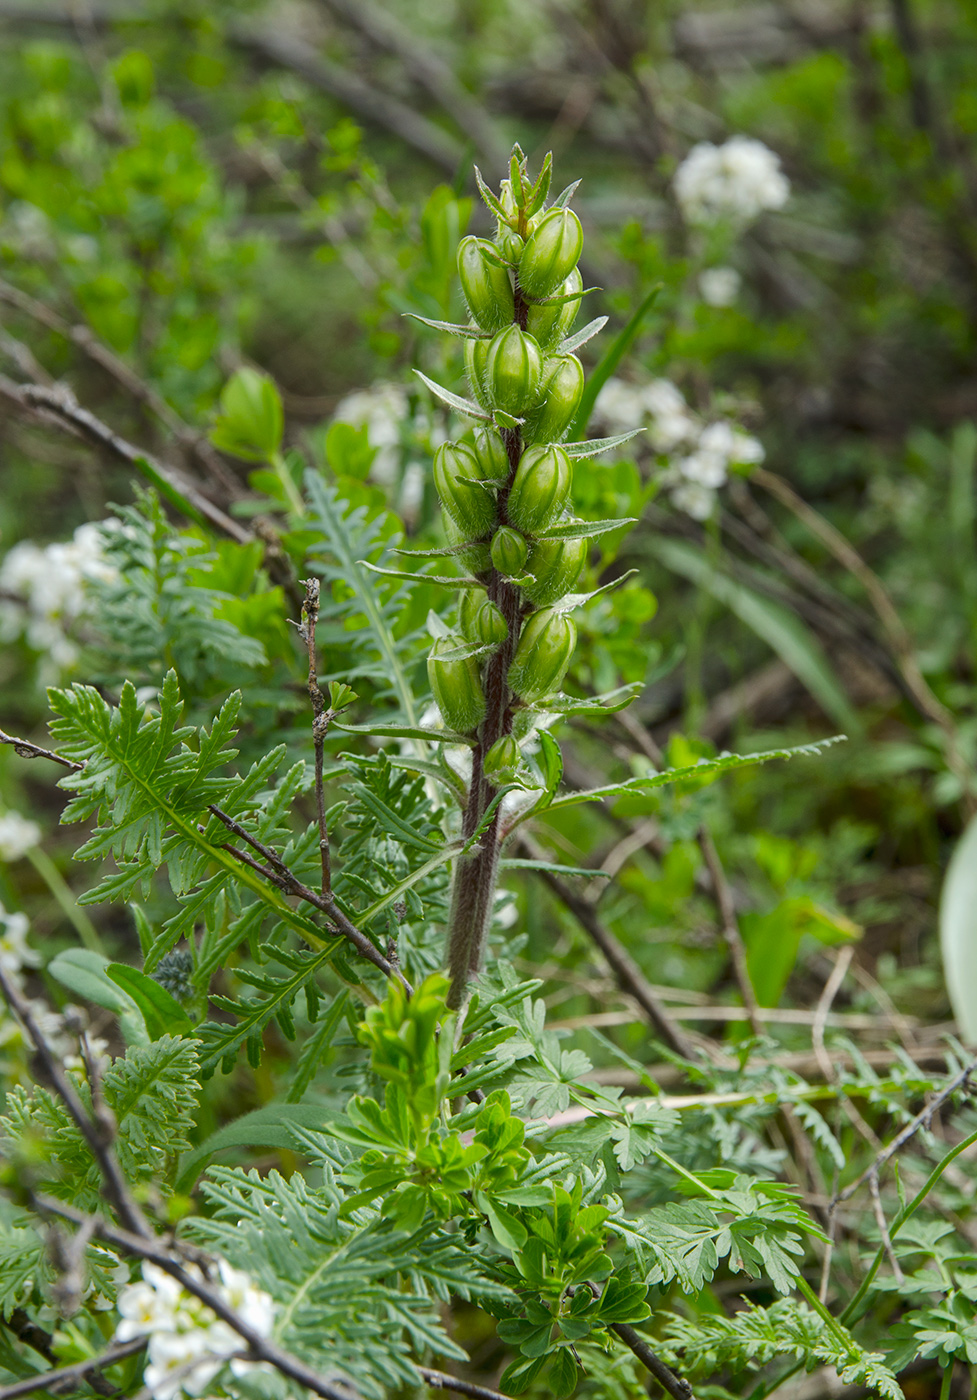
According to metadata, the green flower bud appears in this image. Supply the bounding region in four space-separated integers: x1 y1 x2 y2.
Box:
485 326 542 416
507 608 577 704
459 592 508 647
457 236 514 332
464 336 492 409
444 514 491 574
522 355 585 445
491 526 529 576
522 535 587 606
497 230 525 265
518 208 584 301
483 734 521 783
507 445 572 535
210 367 283 462
472 429 510 483
428 636 487 734
526 267 583 352
433 442 496 537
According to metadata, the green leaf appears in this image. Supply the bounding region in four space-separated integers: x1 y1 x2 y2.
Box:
175 1103 341 1193
405 314 491 338
534 516 637 540
106 964 193 1039
478 1193 528 1252
413 369 492 421
571 286 661 438
563 431 644 460
47 949 135 1016
649 537 861 733
940 814 977 1040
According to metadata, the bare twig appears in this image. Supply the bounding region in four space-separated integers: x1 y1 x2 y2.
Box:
868 1169 905 1285
0 1337 147 1400
315 0 509 170
611 1322 695 1400
835 1055 977 1205
751 467 975 810
31 1197 360 1400
0 728 82 771
515 834 699 1060
698 828 764 1038
206 804 408 987
14 383 251 544
812 946 854 1081
0 965 151 1241
230 25 464 175
418 1369 511 1400
302 578 332 896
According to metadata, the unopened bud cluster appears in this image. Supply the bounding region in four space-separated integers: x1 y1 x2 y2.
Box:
426 150 592 751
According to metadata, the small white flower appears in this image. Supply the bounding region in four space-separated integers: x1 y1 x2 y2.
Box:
593 377 648 431
671 481 716 520
728 430 765 465
677 449 727 489
675 136 789 225
0 811 41 862
0 905 38 975
699 266 741 306
333 382 409 485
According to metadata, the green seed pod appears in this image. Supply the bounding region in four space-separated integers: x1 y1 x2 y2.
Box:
518 208 584 301
507 445 572 534
507 608 577 704
464 336 492 409
433 442 496 537
484 326 542 416
526 267 583 352
522 355 585 445
459 592 508 647
483 734 521 783
522 535 587 606
428 636 487 734
491 526 529 576
444 515 491 574
457 236 514 332
472 429 509 483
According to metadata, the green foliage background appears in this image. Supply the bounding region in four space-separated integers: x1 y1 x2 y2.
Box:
1 3 977 1400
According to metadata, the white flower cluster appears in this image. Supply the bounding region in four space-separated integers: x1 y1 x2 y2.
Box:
0 520 118 674
0 810 40 862
0 900 109 1078
699 265 742 307
116 1260 275 1400
593 377 764 520
674 136 789 225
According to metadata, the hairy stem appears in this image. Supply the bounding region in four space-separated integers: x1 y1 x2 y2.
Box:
446 290 529 1009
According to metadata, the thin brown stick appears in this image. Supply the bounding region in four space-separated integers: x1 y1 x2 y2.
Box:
835 1055 977 1205
418 1369 511 1400
751 467 974 809
869 1169 905 1285
206 804 409 988
0 965 152 1241
0 1337 147 1400
699 829 764 1038
15 383 251 544
31 1197 361 1400
611 1323 695 1400
516 834 699 1060
0 728 83 771
302 578 331 896
812 946 854 1081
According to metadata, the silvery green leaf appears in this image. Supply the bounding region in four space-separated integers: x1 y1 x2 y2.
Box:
564 430 645 459
413 369 491 421
559 317 608 353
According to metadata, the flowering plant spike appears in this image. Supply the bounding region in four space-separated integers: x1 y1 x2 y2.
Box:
432 148 608 1009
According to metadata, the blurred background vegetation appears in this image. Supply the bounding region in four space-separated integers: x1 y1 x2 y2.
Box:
1 0 977 1099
